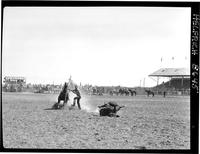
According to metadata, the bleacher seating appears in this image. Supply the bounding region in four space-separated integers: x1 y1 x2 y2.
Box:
153 78 190 95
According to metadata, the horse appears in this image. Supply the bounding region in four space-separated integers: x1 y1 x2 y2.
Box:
92 87 100 95
57 82 69 105
109 90 114 96
97 88 103 96
118 88 125 96
109 90 119 96
118 88 130 96
113 90 119 96
92 87 103 95
124 88 130 96
128 89 137 96
145 89 154 97
52 82 69 109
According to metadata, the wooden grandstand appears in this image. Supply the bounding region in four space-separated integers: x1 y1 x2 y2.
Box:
3 76 26 92
149 68 190 95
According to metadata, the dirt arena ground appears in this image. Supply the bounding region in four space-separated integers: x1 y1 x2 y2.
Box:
2 92 190 149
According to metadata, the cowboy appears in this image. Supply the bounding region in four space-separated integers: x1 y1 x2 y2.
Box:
71 85 81 109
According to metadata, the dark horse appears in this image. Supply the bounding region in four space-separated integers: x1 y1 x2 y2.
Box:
128 89 137 96
145 90 154 97
52 82 69 109
57 82 69 106
124 89 130 96
58 82 69 103
118 88 125 96
119 88 130 96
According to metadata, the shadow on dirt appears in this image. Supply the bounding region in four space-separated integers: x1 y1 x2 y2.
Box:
44 108 59 110
44 106 75 110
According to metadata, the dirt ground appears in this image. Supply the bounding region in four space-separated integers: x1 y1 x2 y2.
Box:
2 92 190 149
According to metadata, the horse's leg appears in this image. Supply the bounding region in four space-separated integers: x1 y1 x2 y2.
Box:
64 95 67 105
77 98 81 110
58 95 61 104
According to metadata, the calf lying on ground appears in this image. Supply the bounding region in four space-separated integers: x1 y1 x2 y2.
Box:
98 101 125 117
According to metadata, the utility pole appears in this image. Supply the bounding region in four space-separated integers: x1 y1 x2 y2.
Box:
143 78 145 87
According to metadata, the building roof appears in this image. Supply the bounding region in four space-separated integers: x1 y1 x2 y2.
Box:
149 68 190 77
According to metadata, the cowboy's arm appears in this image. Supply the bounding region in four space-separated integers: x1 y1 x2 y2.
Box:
71 89 76 94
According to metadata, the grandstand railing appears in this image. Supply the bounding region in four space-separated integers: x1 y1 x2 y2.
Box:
155 89 190 96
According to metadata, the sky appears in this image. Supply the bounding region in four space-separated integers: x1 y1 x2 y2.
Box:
2 7 191 87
